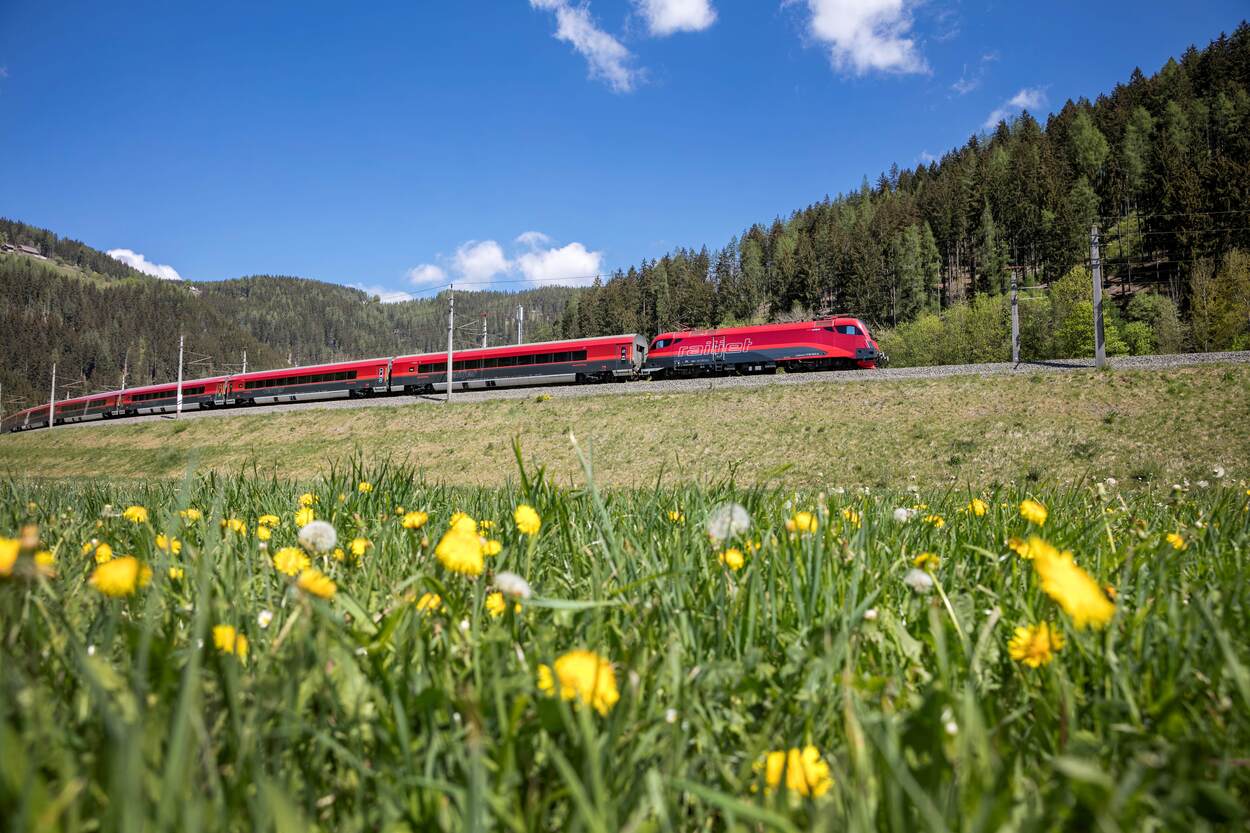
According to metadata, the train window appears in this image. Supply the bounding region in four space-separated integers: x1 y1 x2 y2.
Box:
652 338 670 349
535 353 552 364
832 324 863 335
573 350 588 361
498 356 516 367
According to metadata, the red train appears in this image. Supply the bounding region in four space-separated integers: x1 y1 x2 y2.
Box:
1 319 879 432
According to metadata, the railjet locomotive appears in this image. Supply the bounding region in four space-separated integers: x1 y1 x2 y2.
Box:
1 317 880 432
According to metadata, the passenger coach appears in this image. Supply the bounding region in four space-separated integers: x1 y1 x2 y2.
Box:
391 334 646 393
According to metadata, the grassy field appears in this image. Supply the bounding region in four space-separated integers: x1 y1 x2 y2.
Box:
1 453 1249 831
1 363 1248 488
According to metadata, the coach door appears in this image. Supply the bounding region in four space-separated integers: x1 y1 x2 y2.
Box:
214 381 227 406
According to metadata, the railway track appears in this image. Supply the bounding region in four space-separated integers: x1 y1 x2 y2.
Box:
50 350 1250 430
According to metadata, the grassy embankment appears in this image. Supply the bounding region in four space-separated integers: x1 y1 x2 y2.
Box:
1 363 1247 488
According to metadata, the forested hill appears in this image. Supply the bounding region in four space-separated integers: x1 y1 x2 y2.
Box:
557 23 1250 354
0 230 578 412
192 277 577 362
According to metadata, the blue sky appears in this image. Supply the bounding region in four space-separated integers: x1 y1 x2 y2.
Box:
0 1 1245 300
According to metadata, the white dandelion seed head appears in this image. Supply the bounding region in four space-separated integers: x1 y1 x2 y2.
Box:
298 520 338 554
705 502 751 545
945 720 959 736
904 568 934 594
87 644 96 656
258 609 274 629
863 607 878 621
665 708 678 724
459 619 471 633
1197 480 1209 489
494 571 533 600
893 507 918 524
1213 465 1225 479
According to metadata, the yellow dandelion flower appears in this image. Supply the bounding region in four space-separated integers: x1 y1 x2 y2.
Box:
358 481 373 494
89 556 151 597
913 552 940 571
1030 537 1115 629
967 498 988 517
299 492 317 507
179 507 203 523
212 624 248 661
296 567 336 599
256 525 272 542
1008 622 1064 668
294 507 315 528
482 539 502 557
94 542 115 564
435 527 484 576
514 504 541 536
449 512 477 534
168 566 184 580
223 518 247 536
537 649 619 716
122 506 149 524
719 547 745 571
841 507 861 527
332 547 346 561
1007 537 1030 558
272 547 310 576
786 511 818 534
257 514 280 528
1020 499 1048 526
155 534 182 555
478 519 496 532
667 510 685 524
486 591 519 617
0 538 18 577
414 592 443 614
350 537 371 558
34 550 56 577
401 510 429 530
1166 532 1187 551
923 513 945 528
757 746 833 798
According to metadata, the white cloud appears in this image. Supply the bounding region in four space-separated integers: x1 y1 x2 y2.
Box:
515 241 603 285
407 263 447 287
107 248 183 281
983 87 1047 129
354 284 415 304
804 0 928 76
453 240 511 282
918 150 937 163
515 230 552 248
408 232 604 289
635 0 716 35
530 0 641 93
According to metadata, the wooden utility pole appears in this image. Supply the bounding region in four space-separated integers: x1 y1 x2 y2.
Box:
516 304 524 344
1090 224 1106 368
